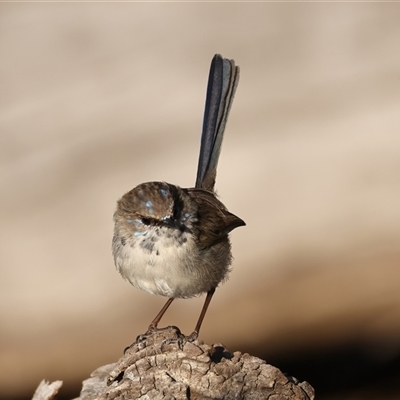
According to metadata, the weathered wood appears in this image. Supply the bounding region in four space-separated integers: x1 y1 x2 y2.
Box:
32 380 63 400
77 326 315 400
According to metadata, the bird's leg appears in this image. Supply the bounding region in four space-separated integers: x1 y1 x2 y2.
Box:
187 288 215 341
134 297 175 345
136 289 216 351
146 297 175 333
160 288 216 349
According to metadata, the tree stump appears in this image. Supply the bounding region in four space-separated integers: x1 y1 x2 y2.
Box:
34 326 315 400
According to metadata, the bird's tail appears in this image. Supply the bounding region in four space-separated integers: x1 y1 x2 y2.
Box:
195 54 240 191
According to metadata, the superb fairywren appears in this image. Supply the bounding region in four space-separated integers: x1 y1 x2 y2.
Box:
112 54 245 340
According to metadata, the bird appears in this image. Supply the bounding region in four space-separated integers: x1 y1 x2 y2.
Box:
112 54 245 341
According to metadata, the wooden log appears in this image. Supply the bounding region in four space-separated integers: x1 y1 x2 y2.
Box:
77 326 315 400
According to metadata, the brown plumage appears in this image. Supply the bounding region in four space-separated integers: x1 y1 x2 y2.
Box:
112 55 244 340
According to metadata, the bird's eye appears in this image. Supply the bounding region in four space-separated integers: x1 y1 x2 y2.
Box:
141 217 152 225
181 212 191 222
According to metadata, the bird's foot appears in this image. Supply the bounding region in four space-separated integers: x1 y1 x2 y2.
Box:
160 329 199 350
123 325 198 354
134 325 157 345
123 325 183 354
185 330 199 342
122 326 157 354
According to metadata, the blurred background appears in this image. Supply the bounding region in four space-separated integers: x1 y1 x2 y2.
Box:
1 3 400 399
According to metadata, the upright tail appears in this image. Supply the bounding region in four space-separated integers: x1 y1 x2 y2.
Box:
195 54 240 191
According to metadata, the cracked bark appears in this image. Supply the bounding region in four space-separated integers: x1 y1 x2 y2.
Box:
34 326 315 400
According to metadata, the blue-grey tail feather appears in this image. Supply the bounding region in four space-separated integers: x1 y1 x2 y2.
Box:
195 54 240 190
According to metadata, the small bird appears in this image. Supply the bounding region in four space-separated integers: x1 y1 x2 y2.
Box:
112 54 245 341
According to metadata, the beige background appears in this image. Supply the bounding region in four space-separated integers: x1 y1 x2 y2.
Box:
1 3 400 399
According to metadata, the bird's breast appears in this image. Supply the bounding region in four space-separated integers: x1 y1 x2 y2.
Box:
113 226 205 298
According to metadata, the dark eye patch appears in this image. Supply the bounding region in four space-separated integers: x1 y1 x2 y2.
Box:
141 217 153 226
172 196 184 220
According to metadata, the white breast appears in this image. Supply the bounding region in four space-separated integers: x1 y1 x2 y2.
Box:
115 226 203 298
